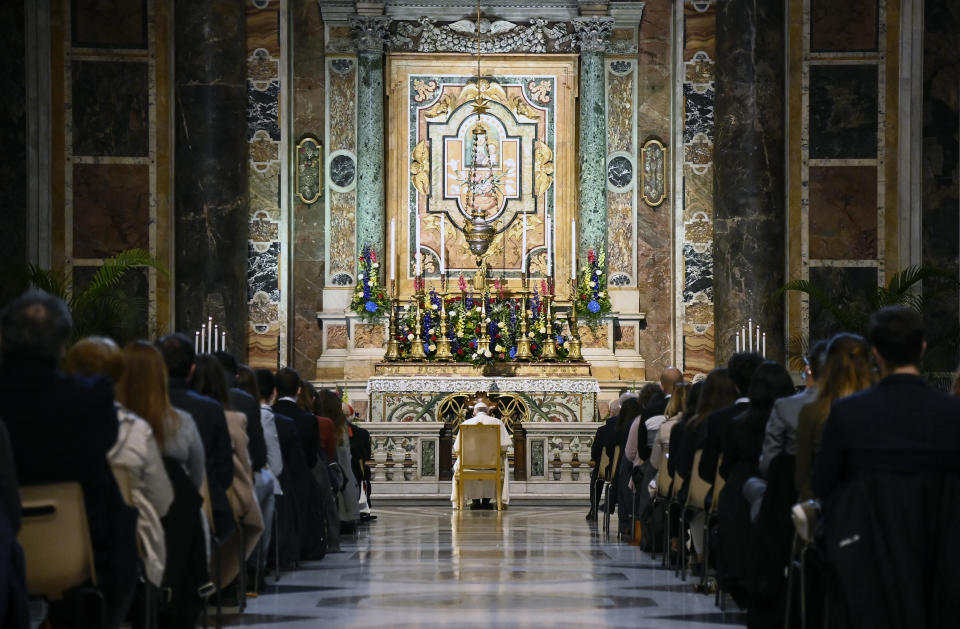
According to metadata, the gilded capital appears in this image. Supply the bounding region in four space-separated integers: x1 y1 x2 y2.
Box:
572 17 614 53
349 16 392 53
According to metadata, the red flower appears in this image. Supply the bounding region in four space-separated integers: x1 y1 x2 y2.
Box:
378 293 384 300
469 341 476 349
430 335 437 341
587 249 596 264
499 353 505 360
495 334 501 340
475 327 481 334
581 294 588 301
531 344 538 351
457 348 464 355
370 249 377 263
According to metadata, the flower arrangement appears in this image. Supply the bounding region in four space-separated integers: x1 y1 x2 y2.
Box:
574 248 612 330
350 246 390 323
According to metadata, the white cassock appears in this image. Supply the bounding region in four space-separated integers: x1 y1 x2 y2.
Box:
450 412 511 505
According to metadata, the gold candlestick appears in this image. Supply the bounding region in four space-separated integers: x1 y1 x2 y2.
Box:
476 292 491 356
384 296 401 361
567 280 583 362
435 288 454 361
515 288 533 361
540 291 558 361
408 290 427 360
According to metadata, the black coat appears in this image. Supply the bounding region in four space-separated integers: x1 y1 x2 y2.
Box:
158 457 205 629
228 387 267 471
272 413 309 566
168 378 235 539
273 399 320 471
349 422 372 483
698 402 749 484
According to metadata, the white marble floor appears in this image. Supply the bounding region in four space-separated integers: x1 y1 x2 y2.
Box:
224 506 746 628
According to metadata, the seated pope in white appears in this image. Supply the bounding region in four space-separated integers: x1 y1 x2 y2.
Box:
450 401 510 506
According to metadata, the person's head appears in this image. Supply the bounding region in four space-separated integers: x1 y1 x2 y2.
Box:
212 350 239 379
275 367 301 399
664 382 690 418
690 367 739 428
63 336 124 383
659 366 683 395
805 339 828 386
618 396 643 432
189 353 231 408
747 361 796 413
817 333 874 405
607 398 621 419
316 388 347 442
155 333 195 379
472 401 490 416
342 402 356 420
0 289 72 363
236 365 260 401
637 383 662 410
298 380 318 413
867 306 925 372
117 341 176 448
682 381 704 421
727 352 764 398
254 368 275 403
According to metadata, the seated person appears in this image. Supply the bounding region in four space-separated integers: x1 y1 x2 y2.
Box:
450 401 510 510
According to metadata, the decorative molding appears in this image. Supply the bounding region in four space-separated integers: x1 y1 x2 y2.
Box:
350 16 393 53
641 138 667 206
295 136 322 204
367 376 601 394
390 17 576 53
572 16 614 53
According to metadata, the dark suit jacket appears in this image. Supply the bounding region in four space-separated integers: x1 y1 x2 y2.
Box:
698 402 750 484
0 421 19 533
0 360 137 587
349 422 372 483
273 399 320 470
228 387 267 471
813 374 960 501
168 378 235 537
591 416 617 470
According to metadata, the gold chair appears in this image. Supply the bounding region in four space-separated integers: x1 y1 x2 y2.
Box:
18 482 97 600
456 424 504 511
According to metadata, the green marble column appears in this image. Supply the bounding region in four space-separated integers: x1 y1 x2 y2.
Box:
574 18 614 263
351 16 391 262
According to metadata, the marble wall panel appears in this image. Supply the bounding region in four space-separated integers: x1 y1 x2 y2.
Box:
72 60 149 156
810 0 878 52
328 58 356 153
683 85 715 143
327 324 347 349
247 0 281 57
248 321 280 368
355 324 384 349
683 2 717 61
247 80 280 141
808 266 878 341
921 0 960 370
72 0 146 48
682 243 713 302
606 70 633 154
606 192 633 283
329 190 356 282
809 65 878 160
0 0 26 280
809 166 877 259
248 241 280 302
614 325 635 351
73 163 149 258
682 321 714 377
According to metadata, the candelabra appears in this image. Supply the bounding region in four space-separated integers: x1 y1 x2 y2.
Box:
408 286 427 360
514 274 533 361
384 293 401 361
539 291 558 361
566 279 583 362
435 277 454 361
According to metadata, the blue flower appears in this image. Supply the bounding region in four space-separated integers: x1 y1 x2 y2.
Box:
364 300 378 313
509 347 517 359
556 334 565 345
587 299 601 313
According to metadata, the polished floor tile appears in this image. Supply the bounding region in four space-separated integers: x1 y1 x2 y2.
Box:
228 507 746 628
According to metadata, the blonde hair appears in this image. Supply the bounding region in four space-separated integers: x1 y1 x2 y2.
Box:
64 336 125 383
817 333 874 406
664 382 690 419
116 341 178 449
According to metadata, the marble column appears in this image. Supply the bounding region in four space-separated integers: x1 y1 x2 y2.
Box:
351 16 391 263
713 0 785 362
574 17 613 263
173 0 248 350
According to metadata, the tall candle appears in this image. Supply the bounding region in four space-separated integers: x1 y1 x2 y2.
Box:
741 326 746 353
546 216 552 276
439 213 445 274
390 218 396 281
735 333 739 353
756 326 760 353
222 331 227 353
571 219 577 280
200 325 205 354
195 331 200 353
748 319 753 351
520 213 527 273
415 214 422 276
762 332 766 358
207 317 213 353
213 324 219 352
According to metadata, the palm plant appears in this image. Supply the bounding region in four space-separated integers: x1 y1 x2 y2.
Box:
779 266 960 369
3 248 167 344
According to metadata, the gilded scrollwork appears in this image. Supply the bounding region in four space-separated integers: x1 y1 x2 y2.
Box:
422 93 456 120
641 138 667 207
410 140 431 197
508 94 537 120
412 78 438 102
458 79 508 108
534 140 554 197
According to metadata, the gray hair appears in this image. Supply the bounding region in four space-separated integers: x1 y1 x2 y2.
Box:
0 289 72 362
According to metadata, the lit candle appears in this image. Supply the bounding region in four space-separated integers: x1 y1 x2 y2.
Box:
571 219 577 280
200 324 205 354
439 213 445 275
195 331 200 353
756 326 760 354
415 214 422 276
748 318 753 352
207 317 213 353
546 216 552 277
741 326 746 353
213 324 219 352
735 333 739 353
762 332 766 358
390 218 396 282
222 331 227 353
520 213 527 273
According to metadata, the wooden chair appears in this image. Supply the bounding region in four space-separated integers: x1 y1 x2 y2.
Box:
456 424 504 511
652 451 674 566
18 482 97 600
681 450 711 582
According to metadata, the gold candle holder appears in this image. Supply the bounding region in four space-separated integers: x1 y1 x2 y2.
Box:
384 296 401 361
435 282 454 362
567 279 583 362
515 273 533 361
540 290 558 361
408 287 427 360
476 292 491 356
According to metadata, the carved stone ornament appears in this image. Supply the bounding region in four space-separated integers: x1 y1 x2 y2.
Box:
641 138 667 207
390 17 576 54
295 136 323 204
572 17 614 53
350 16 393 53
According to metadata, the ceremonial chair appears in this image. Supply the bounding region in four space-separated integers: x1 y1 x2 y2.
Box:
456 424 504 511
18 482 105 626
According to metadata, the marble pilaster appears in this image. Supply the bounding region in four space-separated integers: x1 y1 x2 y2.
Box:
351 16 390 263
574 17 613 261
174 0 248 349
713 0 785 362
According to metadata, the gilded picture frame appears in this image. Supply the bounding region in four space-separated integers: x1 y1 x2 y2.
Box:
296 136 323 204
640 138 667 207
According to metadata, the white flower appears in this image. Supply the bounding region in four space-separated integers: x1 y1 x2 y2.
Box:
539 326 546 334
495 344 504 352
589 281 596 288
371 262 379 269
528 331 535 338
594 269 602 276
472 353 478 360
407 333 414 341
485 317 491 323
484 349 492 358
598 291 605 297
497 321 506 328
450 311 458 318
428 328 435 335
431 303 438 310
428 344 436 352
475 306 482 313
358 272 364 279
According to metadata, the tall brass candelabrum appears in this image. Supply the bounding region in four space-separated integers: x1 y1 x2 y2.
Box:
384 293 401 361
539 291 558 361
408 285 427 360
435 277 454 361
476 292 491 356
515 280 533 361
567 279 583 361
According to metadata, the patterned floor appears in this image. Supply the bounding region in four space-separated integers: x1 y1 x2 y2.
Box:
223 506 746 628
